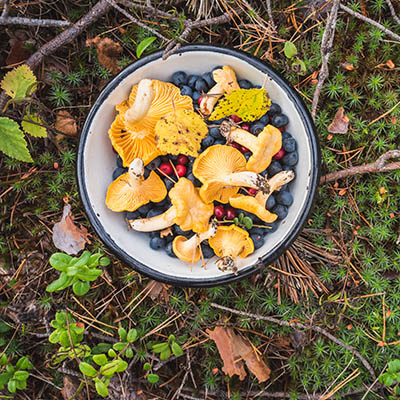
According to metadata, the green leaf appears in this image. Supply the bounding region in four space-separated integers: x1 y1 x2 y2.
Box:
0 372 12 387
88 253 102 267
147 373 159 384
15 378 27 390
160 348 171 360
21 114 47 138
171 342 184 357
100 361 119 377
49 330 61 344
124 347 134 358
92 343 112 354
152 343 169 353
74 251 91 267
115 359 128 372
383 374 394 387
95 379 109 397
1 65 37 99
168 334 176 343
388 360 400 374
99 257 110 267
7 379 16 393
108 349 117 358
49 253 72 271
13 371 29 381
76 268 102 281
0 354 7 366
55 311 67 324
0 117 32 162
136 36 157 58
93 354 108 366
79 362 97 377
113 342 127 352
60 331 72 347
127 329 137 343
46 272 71 292
143 362 152 372
72 280 90 296
15 357 33 370
284 41 298 59
0 321 11 333
292 58 306 73
118 327 127 341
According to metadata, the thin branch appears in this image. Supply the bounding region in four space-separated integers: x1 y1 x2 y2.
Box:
385 0 400 25
311 0 340 120
266 0 276 31
117 0 180 20
320 150 400 183
340 3 400 42
0 16 71 27
210 302 377 381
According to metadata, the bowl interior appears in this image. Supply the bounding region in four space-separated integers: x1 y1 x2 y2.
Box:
79 47 317 285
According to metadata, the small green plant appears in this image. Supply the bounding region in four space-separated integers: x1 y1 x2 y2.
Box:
143 362 159 384
0 355 33 394
46 251 110 296
49 311 84 348
283 41 306 74
136 36 157 58
379 360 400 399
151 334 184 361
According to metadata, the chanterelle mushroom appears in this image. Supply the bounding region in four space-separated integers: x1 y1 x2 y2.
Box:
229 170 295 223
193 145 270 204
172 221 218 263
208 225 254 275
109 79 193 167
106 158 167 212
200 66 240 115
128 177 213 233
220 121 282 173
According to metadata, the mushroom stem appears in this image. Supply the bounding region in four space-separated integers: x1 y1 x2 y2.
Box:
125 79 154 125
129 207 177 232
216 255 238 275
127 158 144 183
223 171 270 193
255 170 295 206
200 84 224 115
221 125 258 151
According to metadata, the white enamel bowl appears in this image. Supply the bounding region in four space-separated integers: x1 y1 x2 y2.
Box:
77 44 320 287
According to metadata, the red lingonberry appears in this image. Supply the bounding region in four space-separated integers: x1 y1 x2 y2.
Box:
177 155 189 165
272 148 285 160
159 162 173 176
214 205 225 220
176 164 187 177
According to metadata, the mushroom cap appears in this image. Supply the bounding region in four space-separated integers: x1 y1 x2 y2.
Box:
247 125 282 173
209 225 254 259
106 170 167 212
213 66 240 94
169 178 214 233
193 145 247 203
110 80 193 167
229 195 277 223
172 236 201 263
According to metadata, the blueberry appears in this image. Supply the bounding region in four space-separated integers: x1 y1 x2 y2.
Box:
143 167 150 179
251 233 264 249
212 118 225 125
209 126 222 139
282 131 292 140
165 179 174 191
116 156 123 168
126 210 140 220
260 169 268 177
214 139 225 145
266 194 276 211
276 191 293 206
267 161 282 176
212 65 223 72
203 72 215 87
238 79 252 89
173 225 191 237
201 136 215 148
269 102 281 116
147 157 161 170
201 243 215 258
169 154 179 162
187 74 200 88
283 137 296 153
147 207 165 218
282 165 294 172
244 152 251 161
254 84 262 89
280 184 288 191
187 173 202 187
138 203 152 217
250 122 265 135
271 113 289 128
150 237 166 250
180 85 193 97
149 231 159 238
282 151 298 166
172 71 187 86
273 204 288 220
192 91 201 102
112 167 126 180
195 78 208 93
250 227 265 237
265 222 278 233
166 241 177 257
259 114 270 125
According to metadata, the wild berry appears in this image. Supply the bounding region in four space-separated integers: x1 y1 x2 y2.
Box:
240 145 249 154
230 142 241 150
241 123 251 131
177 155 188 165
273 148 285 160
248 188 258 196
198 95 204 105
214 205 225 220
176 164 186 177
230 115 242 123
225 207 237 220
159 162 173 176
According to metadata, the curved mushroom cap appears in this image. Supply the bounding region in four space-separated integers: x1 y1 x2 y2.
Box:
172 235 201 263
110 79 193 167
209 225 254 258
247 125 282 173
213 66 240 94
169 178 214 233
106 165 167 212
229 195 277 223
193 145 247 203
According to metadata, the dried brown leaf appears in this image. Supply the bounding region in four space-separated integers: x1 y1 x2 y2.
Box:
206 326 270 383
61 376 84 400
328 107 349 134
6 41 31 66
145 280 169 302
52 203 89 255
386 60 395 69
55 110 77 136
86 36 122 74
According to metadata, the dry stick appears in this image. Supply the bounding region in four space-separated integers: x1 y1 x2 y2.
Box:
266 0 276 31
118 0 180 20
0 15 71 27
340 3 400 42
210 302 377 381
385 0 400 25
320 149 400 184
311 0 340 120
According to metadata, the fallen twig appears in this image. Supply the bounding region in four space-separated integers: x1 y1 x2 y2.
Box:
311 0 340 120
266 0 276 31
210 302 377 381
385 0 400 25
320 150 400 184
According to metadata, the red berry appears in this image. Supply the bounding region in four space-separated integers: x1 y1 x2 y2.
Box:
241 123 250 131
273 148 285 160
225 207 237 220
198 96 204 105
240 145 249 154
279 126 285 133
176 164 187 177
53 162 59 169
214 205 225 220
230 115 242 123
177 155 188 165
248 188 258 196
159 162 173 176
230 142 241 150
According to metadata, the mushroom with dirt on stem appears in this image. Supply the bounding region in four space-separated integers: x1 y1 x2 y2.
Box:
229 170 295 223
200 66 240 115
192 144 271 204
208 225 254 275
106 158 167 212
219 121 282 173
128 177 214 233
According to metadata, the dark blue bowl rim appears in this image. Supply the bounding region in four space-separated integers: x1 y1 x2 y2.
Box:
77 43 321 288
